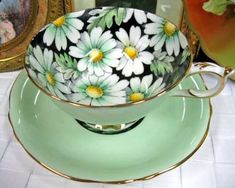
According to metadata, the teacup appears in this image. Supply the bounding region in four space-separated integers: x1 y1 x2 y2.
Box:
25 7 235 134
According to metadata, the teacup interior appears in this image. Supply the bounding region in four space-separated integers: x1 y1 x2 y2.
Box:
25 7 191 106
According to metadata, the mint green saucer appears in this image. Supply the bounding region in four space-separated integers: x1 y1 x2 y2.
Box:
9 70 211 184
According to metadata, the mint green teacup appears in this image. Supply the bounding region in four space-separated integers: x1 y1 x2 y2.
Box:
25 7 235 134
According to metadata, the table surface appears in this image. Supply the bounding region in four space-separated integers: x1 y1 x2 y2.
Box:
0 70 235 188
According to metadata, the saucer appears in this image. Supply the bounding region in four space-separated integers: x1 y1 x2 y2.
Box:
9 70 211 184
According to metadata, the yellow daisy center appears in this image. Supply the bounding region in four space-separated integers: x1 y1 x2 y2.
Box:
53 16 65 27
86 86 104 98
124 46 138 60
46 72 56 86
129 92 145 102
163 21 176 37
89 49 104 63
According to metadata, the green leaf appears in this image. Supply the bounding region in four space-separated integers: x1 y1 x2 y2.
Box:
150 61 173 76
87 7 126 32
105 9 116 28
180 48 190 65
115 8 126 26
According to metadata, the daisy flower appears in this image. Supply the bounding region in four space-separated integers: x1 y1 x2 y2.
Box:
26 46 71 100
127 75 165 102
144 13 188 56
69 73 129 106
43 11 84 51
115 26 154 77
123 8 147 24
69 27 122 76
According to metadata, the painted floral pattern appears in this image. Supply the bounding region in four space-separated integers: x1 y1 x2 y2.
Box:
43 11 84 51
69 73 128 105
25 7 190 106
69 27 122 76
144 13 188 56
116 26 154 77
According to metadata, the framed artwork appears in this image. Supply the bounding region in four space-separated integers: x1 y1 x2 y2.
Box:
0 0 73 72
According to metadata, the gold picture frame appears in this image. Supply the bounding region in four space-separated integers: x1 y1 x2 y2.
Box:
0 0 73 72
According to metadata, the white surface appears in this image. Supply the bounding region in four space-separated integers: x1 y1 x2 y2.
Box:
0 71 235 188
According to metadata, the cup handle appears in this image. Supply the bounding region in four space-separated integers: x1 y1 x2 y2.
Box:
171 62 235 98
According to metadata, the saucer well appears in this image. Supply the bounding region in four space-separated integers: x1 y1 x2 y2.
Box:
9 70 211 183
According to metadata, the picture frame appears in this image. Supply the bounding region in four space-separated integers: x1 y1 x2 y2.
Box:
0 0 73 72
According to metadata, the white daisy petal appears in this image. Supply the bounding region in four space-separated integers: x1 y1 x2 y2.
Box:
94 66 104 76
123 9 133 22
173 35 180 56
103 96 126 105
136 35 149 51
100 63 112 73
29 56 42 73
55 29 62 51
38 73 47 87
88 9 102 16
149 78 164 94
138 52 154 64
68 10 85 17
122 61 133 77
34 46 44 66
90 27 103 47
130 26 141 46
77 58 88 71
91 99 101 106
43 25 56 46
62 25 81 43
54 88 67 100
105 49 123 59
134 10 147 24
116 57 127 70
56 83 71 94
54 73 65 83
100 74 119 87
140 75 153 92
81 32 92 49
69 46 85 58
130 77 141 92
133 59 144 75
60 31 67 50
69 93 87 102
109 91 126 97
43 49 53 69
166 38 174 56
79 97 92 105
87 62 94 75
89 75 99 85
154 35 166 51
67 18 84 30
144 23 159 35
97 30 113 48
47 84 56 95
116 28 130 46
103 58 120 68
150 34 162 47
100 39 116 52
109 79 129 92
178 31 188 49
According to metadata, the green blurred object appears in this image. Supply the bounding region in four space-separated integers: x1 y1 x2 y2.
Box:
203 0 235 15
